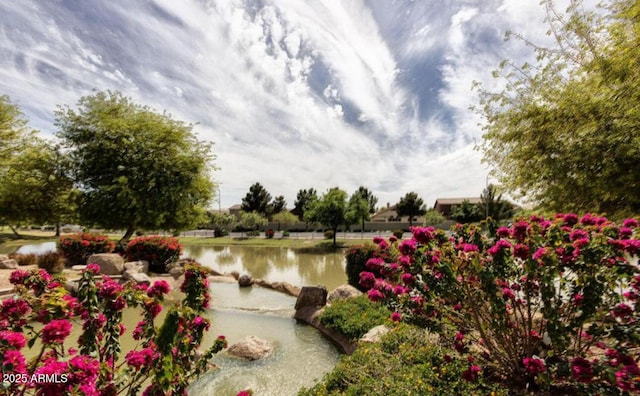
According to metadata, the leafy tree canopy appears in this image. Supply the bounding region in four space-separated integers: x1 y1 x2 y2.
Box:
481 184 516 222
450 199 484 224
395 192 427 227
478 0 640 218
272 211 298 231
269 195 287 217
346 192 371 232
292 188 318 221
354 186 378 214
306 188 347 246
241 182 272 216
240 211 267 230
55 90 215 240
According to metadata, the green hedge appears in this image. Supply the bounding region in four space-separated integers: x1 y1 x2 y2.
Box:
318 296 390 341
299 324 507 396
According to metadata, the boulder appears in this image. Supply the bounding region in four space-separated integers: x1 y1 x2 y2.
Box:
230 271 240 280
0 254 9 261
124 260 149 274
294 286 327 310
360 325 389 343
71 265 87 271
271 281 301 297
123 270 151 285
327 284 362 304
238 274 253 287
64 280 79 295
168 266 184 279
86 254 124 275
227 336 273 360
0 259 18 269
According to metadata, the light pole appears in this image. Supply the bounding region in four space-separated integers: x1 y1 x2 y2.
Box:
485 173 490 219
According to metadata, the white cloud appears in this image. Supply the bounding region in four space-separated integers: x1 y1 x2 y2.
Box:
0 0 586 209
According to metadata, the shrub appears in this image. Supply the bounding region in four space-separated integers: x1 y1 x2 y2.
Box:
324 230 334 240
266 229 275 239
245 230 260 238
58 232 115 266
125 235 182 273
392 229 404 239
8 253 38 266
366 216 640 393
282 230 290 237
318 296 390 341
2 263 227 395
37 252 65 273
299 324 506 396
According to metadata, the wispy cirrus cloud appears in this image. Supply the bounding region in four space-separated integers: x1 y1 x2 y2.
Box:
0 0 595 208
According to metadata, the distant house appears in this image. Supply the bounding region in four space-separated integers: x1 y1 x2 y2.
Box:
371 204 425 224
228 204 243 219
433 198 482 220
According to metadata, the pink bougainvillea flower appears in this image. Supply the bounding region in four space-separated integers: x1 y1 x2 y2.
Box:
125 347 158 369
390 312 402 322
462 365 481 382
622 218 638 228
85 263 101 274
42 319 73 344
411 226 434 244
522 357 546 374
365 257 385 271
367 289 384 302
2 349 27 374
147 280 171 298
398 239 417 256
9 270 29 286
562 213 579 226
0 330 26 349
359 271 376 289
513 244 529 260
571 357 594 383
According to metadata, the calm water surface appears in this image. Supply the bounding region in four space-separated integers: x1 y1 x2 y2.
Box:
183 245 348 290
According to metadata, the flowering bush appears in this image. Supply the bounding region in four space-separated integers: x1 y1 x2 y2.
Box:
318 295 391 341
57 233 115 266
359 215 640 393
345 241 396 292
265 229 275 239
1 263 227 395
125 235 182 273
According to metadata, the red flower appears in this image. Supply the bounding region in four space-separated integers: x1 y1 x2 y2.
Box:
42 319 72 344
571 357 594 383
523 357 546 374
462 365 481 382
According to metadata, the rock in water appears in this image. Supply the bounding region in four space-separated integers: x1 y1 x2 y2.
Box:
227 336 273 360
238 274 253 287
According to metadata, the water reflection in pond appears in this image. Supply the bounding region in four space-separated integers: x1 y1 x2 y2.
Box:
183 245 347 290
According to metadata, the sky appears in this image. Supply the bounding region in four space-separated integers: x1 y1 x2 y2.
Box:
0 0 580 210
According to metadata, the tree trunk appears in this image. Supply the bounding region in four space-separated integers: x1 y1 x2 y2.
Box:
120 225 135 242
332 225 338 247
361 217 365 233
55 223 61 237
8 225 20 238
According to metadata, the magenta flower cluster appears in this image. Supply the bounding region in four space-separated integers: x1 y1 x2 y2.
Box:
356 216 640 392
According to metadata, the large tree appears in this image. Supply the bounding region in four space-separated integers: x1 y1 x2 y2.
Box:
481 184 516 222
0 138 76 236
241 182 272 216
354 186 378 214
395 192 427 227
478 0 640 218
0 96 75 236
305 188 347 247
55 90 215 240
346 192 371 233
269 195 287 217
292 188 318 222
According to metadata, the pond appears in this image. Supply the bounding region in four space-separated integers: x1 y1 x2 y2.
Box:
182 245 348 290
11 242 348 395
16 243 349 290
